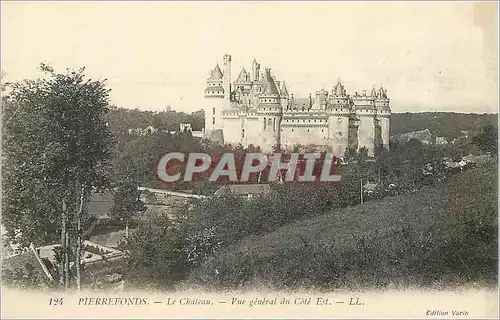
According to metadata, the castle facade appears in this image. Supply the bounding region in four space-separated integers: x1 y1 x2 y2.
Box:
204 54 391 157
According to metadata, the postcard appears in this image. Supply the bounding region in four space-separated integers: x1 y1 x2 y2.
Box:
1 1 498 319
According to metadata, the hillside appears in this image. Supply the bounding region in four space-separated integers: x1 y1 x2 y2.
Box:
390 112 497 139
185 164 498 291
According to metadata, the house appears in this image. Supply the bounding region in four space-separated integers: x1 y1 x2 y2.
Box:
180 123 192 132
214 184 271 199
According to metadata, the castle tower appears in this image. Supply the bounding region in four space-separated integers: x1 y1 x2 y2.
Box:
222 54 232 101
375 86 391 150
329 78 350 108
252 59 260 82
313 88 328 109
327 79 351 157
204 61 227 141
257 68 282 152
279 81 289 109
352 89 377 156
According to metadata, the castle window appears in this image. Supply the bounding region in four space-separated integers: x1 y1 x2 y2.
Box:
291 129 294 132
273 118 276 131
322 129 324 132
242 129 245 138
264 117 267 130
213 117 216 125
307 129 310 132
213 107 216 115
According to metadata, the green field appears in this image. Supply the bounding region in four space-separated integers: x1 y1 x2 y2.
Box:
184 164 498 291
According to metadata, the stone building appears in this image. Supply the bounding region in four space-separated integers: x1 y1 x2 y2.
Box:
204 54 391 157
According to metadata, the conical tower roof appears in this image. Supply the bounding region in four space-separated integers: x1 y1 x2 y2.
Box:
378 86 387 99
334 78 345 96
208 64 223 81
262 68 279 95
371 86 377 97
236 67 248 83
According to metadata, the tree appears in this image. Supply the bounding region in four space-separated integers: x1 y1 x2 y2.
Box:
2 64 114 290
472 124 498 155
110 180 146 238
124 212 190 289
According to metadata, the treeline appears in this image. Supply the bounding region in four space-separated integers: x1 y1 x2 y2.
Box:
106 107 205 135
107 108 498 142
390 112 497 139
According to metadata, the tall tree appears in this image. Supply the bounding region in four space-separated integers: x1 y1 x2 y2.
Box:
2 64 114 290
110 180 146 239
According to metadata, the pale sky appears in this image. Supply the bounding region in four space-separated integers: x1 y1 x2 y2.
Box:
1 1 498 114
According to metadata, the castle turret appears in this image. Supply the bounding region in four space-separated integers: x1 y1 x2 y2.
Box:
204 62 227 141
313 88 328 110
222 54 232 101
352 89 377 156
329 78 350 109
279 81 289 109
257 68 282 152
326 79 351 157
375 85 391 150
252 58 260 82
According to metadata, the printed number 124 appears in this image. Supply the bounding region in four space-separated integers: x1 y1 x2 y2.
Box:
49 298 64 305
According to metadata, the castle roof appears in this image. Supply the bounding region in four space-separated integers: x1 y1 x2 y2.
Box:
334 79 346 96
208 64 223 81
371 87 377 97
262 69 279 95
280 81 289 96
378 87 388 99
290 98 311 110
236 67 249 83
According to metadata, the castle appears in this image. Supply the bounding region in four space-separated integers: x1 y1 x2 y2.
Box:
204 54 391 157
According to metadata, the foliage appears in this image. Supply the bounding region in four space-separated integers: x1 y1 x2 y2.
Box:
2 63 114 288
123 212 190 290
110 180 146 223
106 107 204 136
185 165 498 290
390 112 497 140
472 123 498 155
2 265 51 290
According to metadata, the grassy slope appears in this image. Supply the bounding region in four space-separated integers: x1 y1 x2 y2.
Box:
185 164 498 291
